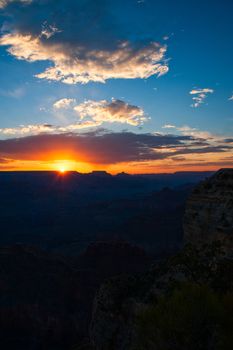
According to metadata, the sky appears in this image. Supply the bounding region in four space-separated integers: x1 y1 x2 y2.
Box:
0 0 232 173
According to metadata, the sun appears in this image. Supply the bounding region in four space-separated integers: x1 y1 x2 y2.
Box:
54 160 79 173
55 161 70 173
59 167 66 174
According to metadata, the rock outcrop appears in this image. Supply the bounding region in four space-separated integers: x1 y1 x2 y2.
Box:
90 169 233 350
90 242 233 350
183 168 233 244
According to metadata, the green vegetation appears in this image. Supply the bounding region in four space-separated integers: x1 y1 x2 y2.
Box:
133 283 233 350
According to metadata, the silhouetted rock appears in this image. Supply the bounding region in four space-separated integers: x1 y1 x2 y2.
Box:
90 169 233 350
184 168 233 245
0 241 150 349
0 245 87 349
76 240 150 279
90 241 233 350
89 171 112 177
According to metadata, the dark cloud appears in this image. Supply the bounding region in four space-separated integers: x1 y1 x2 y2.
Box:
173 145 232 156
224 138 233 143
0 130 231 165
180 161 233 168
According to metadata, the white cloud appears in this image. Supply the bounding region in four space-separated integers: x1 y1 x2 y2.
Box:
53 98 76 110
0 0 169 84
189 88 214 108
162 124 176 129
0 124 54 136
228 95 233 101
0 98 148 137
0 121 102 137
167 124 226 144
0 33 168 84
176 125 213 140
74 99 148 126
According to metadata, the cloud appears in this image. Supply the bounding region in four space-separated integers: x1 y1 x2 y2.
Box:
0 121 104 136
74 99 148 126
160 123 232 147
228 95 233 101
0 97 149 136
53 98 76 110
0 0 31 8
0 157 10 163
0 130 231 166
0 0 168 84
189 88 214 108
0 86 25 98
0 131 192 164
163 124 213 140
176 125 214 140
0 123 54 136
162 124 176 129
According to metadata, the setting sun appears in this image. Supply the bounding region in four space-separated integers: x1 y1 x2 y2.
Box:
55 161 70 173
59 167 66 174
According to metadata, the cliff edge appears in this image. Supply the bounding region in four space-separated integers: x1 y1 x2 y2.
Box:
183 168 233 244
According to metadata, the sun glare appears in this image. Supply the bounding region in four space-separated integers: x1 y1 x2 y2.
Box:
59 167 66 174
55 162 69 173
55 160 77 173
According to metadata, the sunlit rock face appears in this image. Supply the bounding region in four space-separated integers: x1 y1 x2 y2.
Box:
184 168 233 244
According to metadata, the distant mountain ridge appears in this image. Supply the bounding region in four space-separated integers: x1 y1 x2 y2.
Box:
0 170 213 254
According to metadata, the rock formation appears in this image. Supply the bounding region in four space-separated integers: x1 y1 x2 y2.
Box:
90 169 233 350
183 168 233 244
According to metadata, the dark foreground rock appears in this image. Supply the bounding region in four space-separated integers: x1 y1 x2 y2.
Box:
90 242 233 350
183 168 233 245
0 242 150 349
90 169 233 349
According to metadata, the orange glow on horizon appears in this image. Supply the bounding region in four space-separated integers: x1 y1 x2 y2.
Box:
0 159 232 174
0 154 232 174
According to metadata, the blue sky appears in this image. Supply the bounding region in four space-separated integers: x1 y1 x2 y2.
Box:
0 0 232 172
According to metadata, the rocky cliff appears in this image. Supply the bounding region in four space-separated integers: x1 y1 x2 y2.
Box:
183 168 233 244
90 242 233 350
90 169 233 350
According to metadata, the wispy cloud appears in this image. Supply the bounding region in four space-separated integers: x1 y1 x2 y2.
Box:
176 125 214 140
0 86 26 99
162 124 176 129
0 124 54 136
190 88 214 108
53 98 76 110
0 0 168 84
228 95 233 101
0 121 104 136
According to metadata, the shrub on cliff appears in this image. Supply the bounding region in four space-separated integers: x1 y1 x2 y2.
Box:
133 283 233 350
